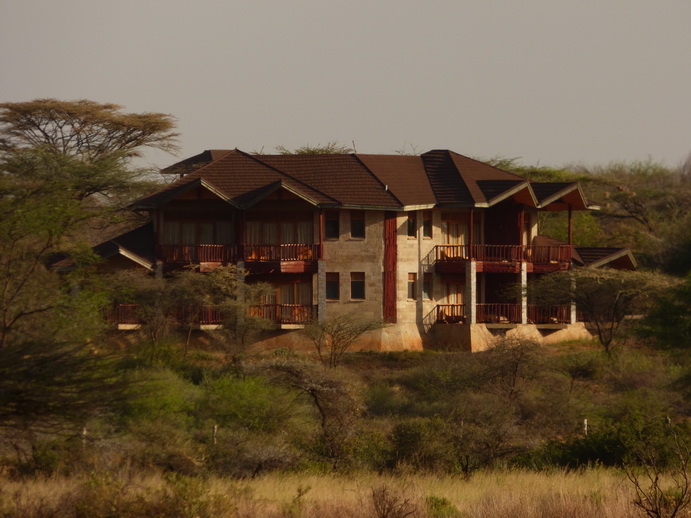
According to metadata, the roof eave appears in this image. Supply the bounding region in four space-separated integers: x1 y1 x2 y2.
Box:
538 183 591 210
486 182 537 207
242 180 323 209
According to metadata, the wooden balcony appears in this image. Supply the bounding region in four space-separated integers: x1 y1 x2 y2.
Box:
157 243 320 273
434 304 466 324
105 303 317 328
476 303 521 324
527 305 571 324
158 244 239 264
428 303 572 326
434 245 572 273
248 304 317 327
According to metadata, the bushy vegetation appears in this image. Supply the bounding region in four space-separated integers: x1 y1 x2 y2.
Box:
1 100 690 515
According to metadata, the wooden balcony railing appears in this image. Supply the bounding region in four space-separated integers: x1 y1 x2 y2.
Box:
434 304 466 324
247 304 317 325
104 303 140 325
476 303 521 324
243 244 320 262
105 303 317 327
435 245 572 263
158 243 320 264
527 305 571 324
158 244 239 263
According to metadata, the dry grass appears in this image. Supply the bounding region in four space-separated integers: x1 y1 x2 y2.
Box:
0 468 648 517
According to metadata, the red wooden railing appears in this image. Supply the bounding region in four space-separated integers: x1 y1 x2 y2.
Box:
434 304 466 323
106 303 316 326
435 245 571 263
158 244 239 263
158 243 320 264
476 303 521 324
243 244 320 262
247 304 317 324
105 303 140 325
527 305 571 324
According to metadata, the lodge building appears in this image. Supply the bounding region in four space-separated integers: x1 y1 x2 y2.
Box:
98 149 635 351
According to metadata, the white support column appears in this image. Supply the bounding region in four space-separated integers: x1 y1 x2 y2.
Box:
465 261 477 324
520 262 528 324
570 272 577 324
317 260 326 323
236 261 245 327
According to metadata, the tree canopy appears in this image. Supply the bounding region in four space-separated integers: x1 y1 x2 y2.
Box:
0 98 179 162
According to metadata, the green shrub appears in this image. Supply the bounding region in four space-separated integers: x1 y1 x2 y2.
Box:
198 374 295 432
122 368 202 426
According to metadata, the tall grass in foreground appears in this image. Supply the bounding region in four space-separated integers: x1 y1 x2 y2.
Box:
0 468 646 517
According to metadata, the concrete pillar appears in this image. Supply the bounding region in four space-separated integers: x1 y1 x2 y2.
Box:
570 272 577 324
317 260 326 323
520 262 528 324
465 261 477 324
236 261 245 327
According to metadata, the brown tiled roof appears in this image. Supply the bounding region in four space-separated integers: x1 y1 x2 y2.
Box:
134 149 588 211
258 154 401 208
356 154 435 206
160 149 232 176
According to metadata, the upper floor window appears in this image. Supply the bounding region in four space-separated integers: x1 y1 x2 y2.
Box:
423 211 433 238
325 211 340 239
350 272 365 300
326 272 340 301
162 220 233 245
350 210 365 239
407 213 417 238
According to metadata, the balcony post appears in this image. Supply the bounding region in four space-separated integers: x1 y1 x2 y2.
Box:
468 209 474 260
465 260 476 324
317 260 326 323
236 261 245 327
520 262 528 324
569 270 577 324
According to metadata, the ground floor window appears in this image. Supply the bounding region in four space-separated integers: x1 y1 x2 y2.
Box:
350 272 365 300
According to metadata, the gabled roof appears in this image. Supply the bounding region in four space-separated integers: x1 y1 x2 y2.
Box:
532 182 592 211
137 149 591 211
93 223 156 269
574 247 637 270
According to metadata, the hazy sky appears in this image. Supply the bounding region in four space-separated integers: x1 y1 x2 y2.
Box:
2 1 690 169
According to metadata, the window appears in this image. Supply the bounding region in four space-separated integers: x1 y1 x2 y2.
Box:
423 273 432 300
407 273 417 300
407 213 417 238
325 211 340 239
350 272 365 300
423 211 433 238
350 210 365 239
326 272 340 301
161 219 234 245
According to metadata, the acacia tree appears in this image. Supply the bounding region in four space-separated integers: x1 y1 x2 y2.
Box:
302 313 384 367
0 99 179 161
528 268 676 354
258 356 362 468
0 99 178 433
